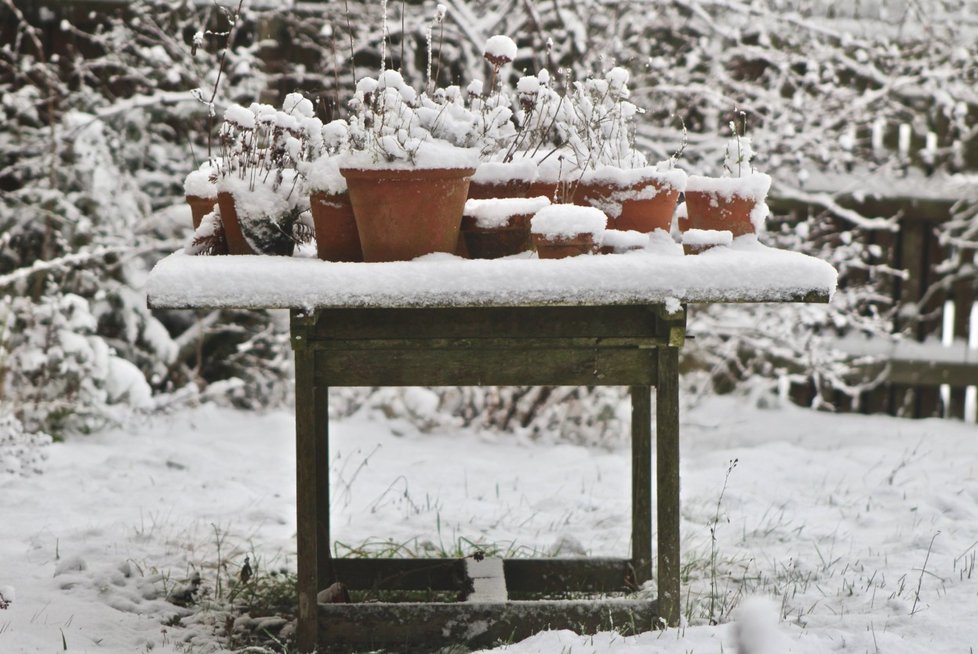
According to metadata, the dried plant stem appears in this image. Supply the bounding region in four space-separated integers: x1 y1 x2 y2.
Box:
433 21 445 88
203 0 244 160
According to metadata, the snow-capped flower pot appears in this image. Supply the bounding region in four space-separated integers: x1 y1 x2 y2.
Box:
340 165 476 262
216 171 306 257
309 191 362 262
306 155 362 262
184 163 218 230
467 160 536 200
212 99 317 256
216 192 256 255
598 229 648 255
186 195 217 231
530 204 606 259
581 166 687 233
683 173 770 237
681 228 733 255
461 196 550 259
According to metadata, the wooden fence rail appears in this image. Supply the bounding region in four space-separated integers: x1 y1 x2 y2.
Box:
771 192 978 422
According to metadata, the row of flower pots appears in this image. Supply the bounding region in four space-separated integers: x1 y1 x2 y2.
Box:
183 35 772 262
185 162 768 262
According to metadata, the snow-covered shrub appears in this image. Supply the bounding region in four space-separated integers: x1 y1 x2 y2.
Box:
0 411 51 476
0 3 289 437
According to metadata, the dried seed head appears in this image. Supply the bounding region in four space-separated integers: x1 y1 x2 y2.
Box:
483 35 517 68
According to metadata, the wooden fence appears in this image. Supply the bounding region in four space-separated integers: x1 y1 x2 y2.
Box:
772 192 978 422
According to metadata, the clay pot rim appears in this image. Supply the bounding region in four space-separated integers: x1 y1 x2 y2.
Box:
340 167 476 181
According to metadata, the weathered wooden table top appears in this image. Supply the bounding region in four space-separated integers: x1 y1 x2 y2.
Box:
146 236 836 310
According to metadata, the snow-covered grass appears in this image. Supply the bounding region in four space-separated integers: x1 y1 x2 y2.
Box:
2 396 977 653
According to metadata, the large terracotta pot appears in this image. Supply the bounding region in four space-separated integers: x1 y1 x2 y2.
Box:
309 191 363 262
217 191 256 255
341 167 475 262
186 195 217 230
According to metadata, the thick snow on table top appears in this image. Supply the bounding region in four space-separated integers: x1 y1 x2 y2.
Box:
146 236 837 310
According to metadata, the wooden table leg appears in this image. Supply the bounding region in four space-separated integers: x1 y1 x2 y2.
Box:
295 349 330 653
630 385 653 586
656 347 681 626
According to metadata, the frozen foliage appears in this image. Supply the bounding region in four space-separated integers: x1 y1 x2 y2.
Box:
0 3 294 439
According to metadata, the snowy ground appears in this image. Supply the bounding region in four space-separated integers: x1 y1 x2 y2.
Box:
2 394 977 653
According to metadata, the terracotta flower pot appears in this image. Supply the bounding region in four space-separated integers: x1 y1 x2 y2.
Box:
581 179 681 233
216 191 295 256
681 228 733 256
683 174 771 237
309 191 363 262
597 229 648 255
217 191 257 255
682 192 758 237
460 213 532 259
532 232 596 259
186 195 217 230
341 167 475 262
460 197 549 260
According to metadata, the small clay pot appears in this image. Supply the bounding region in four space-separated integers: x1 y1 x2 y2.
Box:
309 191 363 262
217 192 256 255
682 174 770 236
682 243 715 256
683 191 759 237
460 213 533 259
217 192 296 256
533 232 596 259
186 195 217 231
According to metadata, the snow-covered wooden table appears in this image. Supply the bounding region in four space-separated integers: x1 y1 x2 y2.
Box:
147 239 836 653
